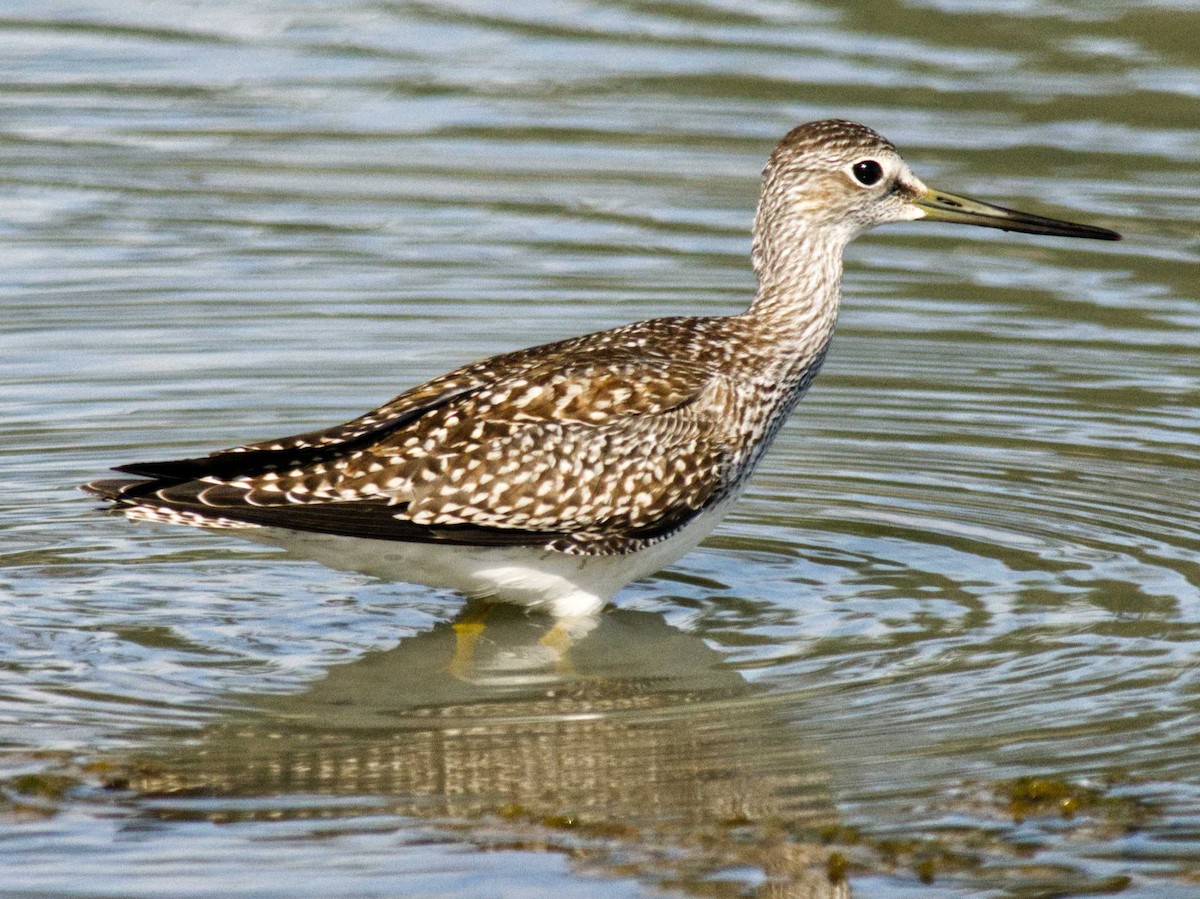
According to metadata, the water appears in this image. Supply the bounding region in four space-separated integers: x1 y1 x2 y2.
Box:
2 0 1198 895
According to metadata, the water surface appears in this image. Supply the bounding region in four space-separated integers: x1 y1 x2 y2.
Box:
2 1 1199 896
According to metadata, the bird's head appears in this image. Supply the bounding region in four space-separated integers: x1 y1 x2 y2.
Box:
754 119 1119 265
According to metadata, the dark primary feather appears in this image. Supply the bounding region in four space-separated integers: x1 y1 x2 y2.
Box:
114 385 476 482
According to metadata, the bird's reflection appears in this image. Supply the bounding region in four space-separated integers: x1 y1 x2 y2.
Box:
119 602 851 897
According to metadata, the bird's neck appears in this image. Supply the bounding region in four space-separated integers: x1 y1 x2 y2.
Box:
740 228 846 367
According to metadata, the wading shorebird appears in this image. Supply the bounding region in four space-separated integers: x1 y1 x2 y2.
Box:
85 120 1120 620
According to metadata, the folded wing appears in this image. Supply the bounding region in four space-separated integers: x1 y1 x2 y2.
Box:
87 322 741 554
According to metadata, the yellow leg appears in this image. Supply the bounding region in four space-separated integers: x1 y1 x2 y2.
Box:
538 622 577 675
449 609 491 681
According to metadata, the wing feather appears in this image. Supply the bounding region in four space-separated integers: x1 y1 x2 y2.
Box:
89 316 753 552
114 385 476 482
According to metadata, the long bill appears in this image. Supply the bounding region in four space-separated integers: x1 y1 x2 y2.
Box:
913 189 1121 241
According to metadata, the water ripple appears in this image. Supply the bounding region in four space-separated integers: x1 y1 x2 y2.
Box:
2 0 1199 895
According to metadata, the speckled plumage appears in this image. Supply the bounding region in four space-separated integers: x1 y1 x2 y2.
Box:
91 315 817 556
85 120 1118 615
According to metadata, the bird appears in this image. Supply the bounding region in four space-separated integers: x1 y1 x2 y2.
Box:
84 120 1120 621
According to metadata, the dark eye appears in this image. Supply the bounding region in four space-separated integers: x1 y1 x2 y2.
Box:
851 159 884 186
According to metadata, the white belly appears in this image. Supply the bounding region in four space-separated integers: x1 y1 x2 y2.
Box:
244 499 736 619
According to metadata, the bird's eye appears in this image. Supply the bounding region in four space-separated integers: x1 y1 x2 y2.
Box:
851 159 884 186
